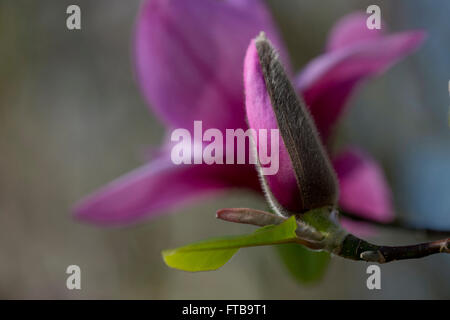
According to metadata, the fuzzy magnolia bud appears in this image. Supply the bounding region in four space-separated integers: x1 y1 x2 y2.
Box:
254 33 339 214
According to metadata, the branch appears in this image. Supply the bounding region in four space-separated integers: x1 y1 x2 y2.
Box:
217 208 450 264
339 209 450 237
337 234 449 263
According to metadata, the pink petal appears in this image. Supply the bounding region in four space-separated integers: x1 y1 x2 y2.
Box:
326 12 383 51
135 0 286 132
340 219 376 238
296 14 425 141
333 148 394 222
243 39 300 212
74 150 259 226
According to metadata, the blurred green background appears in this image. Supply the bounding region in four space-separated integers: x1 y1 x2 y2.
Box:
0 0 449 299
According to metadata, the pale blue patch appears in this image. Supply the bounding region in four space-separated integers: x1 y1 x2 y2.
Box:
395 140 450 229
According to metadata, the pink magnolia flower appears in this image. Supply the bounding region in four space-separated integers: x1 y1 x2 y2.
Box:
74 0 424 226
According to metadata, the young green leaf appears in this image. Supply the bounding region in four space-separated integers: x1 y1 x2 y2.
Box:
276 244 330 284
162 216 298 272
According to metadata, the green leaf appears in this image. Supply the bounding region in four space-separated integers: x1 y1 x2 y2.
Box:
276 244 330 284
162 216 298 272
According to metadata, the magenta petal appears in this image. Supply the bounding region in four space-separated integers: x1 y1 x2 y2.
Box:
243 39 300 212
74 152 234 226
333 148 394 222
296 27 425 141
135 0 285 131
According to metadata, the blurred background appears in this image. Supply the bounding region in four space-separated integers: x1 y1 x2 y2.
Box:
0 0 449 299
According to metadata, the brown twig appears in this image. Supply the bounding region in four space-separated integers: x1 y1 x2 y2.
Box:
217 207 450 264
338 234 449 263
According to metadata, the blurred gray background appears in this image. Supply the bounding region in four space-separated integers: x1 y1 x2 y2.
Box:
0 0 449 299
